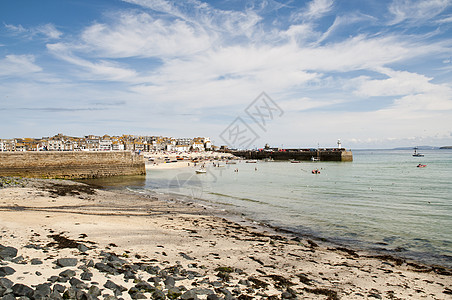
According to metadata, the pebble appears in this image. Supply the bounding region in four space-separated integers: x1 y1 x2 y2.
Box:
56 258 78 267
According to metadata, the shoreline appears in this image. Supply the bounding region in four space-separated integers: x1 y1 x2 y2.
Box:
1 177 451 299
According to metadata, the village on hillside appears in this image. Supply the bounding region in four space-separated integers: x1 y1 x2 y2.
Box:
0 133 215 152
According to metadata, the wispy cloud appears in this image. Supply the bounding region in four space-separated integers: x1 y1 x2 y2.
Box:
4 23 62 40
0 55 42 77
388 0 451 25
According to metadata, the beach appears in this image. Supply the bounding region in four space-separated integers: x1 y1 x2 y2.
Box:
0 177 451 299
143 151 236 170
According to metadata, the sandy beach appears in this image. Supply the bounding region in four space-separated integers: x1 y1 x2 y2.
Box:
143 151 236 170
0 177 451 299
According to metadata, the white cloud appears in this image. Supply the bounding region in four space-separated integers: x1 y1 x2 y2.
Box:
80 12 212 58
354 68 436 97
4 23 62 40
388 0 451 25
0 55 42 77
305 0 334 19
36 24 62 39
123 0 262 39
47 43 138 82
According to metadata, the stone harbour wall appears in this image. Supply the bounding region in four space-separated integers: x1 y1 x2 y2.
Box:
0 151 146 179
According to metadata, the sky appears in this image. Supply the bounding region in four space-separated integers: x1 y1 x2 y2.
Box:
1 0 452 149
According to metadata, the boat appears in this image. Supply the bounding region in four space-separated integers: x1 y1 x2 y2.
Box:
413 147 424 157
195 169 207 174
290 160 301 163
311 156 320 161
246 160 257 163
226 161 237 164
312 169 321 174
417 164 427 168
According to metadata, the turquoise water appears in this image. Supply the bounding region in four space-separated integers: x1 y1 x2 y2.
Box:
85 149 452 267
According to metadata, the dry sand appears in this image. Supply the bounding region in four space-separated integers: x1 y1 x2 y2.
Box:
0 178 451 299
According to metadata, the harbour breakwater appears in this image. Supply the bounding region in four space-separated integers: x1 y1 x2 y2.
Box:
0 151 145 179
229 148 353 162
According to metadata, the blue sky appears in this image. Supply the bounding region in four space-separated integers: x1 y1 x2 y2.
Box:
1 0 452 149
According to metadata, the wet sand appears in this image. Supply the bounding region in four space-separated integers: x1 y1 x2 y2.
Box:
0 178 451 299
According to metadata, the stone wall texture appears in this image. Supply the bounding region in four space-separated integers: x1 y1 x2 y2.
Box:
0 151 146 179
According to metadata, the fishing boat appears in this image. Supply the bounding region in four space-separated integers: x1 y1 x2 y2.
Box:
246 160 257 163
195 169 207 174
226 161 237 164
413 147 424 157
290 160 301 163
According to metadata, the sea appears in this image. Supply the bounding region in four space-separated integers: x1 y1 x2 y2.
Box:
81 149 452 268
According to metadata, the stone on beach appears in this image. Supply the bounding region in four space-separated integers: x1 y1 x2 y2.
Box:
0 246 18 260
56 258 78 267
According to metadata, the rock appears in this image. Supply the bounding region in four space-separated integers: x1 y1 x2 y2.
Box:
0 267 15 277
281 291 295 299
94 263 116 274
207 295 220 300
86 259 95 268
11 256 26 264
133 292 147 299
70 277 86 289
47 276 60 283
179 252 194 260
33 283 52 299
0 278 13 289
164 277 176 288
1 294 15 300
0 246 18 260
216 288 233 299
104 280 127 295
88 286 101 297
81 271 93 281
147 277 161 285
59 269 76 278
11 284 34 298
123 270 136 280
53 284 66 294
152 289 166 299
167 287 182 299
135 281 155 293
56 258 78 267
49 290 63 300
62 287 77 299
77 244 89 253
180 290 199 300
31 258 43 265
103 296 118 300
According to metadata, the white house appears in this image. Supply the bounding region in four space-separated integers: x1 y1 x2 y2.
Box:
175 144 190 152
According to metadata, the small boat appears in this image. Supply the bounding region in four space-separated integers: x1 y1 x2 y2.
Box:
312 169 320 174
417 164 427 168
226 161 237 164
195 169 207 174
311 156 320 161
290 160 301 163
413 147 424 157
246 160 257 163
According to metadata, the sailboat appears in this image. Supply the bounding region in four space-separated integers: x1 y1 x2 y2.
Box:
413 147 424 157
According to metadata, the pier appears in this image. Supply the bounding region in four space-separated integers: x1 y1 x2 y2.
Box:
228 148 353 162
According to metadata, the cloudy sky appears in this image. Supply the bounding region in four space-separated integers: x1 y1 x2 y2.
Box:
1 0 452 149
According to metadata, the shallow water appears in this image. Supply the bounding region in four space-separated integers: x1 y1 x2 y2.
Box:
82 149 452 267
